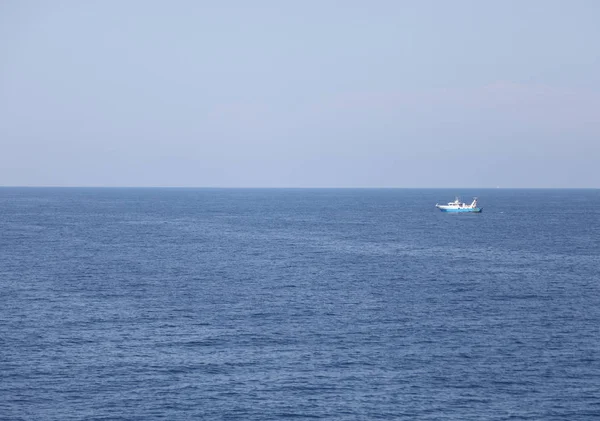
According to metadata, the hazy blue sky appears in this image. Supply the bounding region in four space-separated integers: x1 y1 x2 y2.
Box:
1 0 599 187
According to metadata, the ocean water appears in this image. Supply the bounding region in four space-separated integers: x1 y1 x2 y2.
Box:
1 188 599 420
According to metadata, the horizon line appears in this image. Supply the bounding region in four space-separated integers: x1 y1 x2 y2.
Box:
0 186 597 190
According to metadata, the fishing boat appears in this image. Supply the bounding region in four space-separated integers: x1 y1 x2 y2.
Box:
435 197 482 213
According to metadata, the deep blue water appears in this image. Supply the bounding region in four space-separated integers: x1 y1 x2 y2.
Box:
1 188 599 420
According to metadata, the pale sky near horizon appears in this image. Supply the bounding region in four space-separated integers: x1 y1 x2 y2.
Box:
1 1 599 187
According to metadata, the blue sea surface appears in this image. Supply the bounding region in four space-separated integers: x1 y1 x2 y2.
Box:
1 188 599 420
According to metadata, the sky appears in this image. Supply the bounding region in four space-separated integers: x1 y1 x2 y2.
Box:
1 0 599 187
